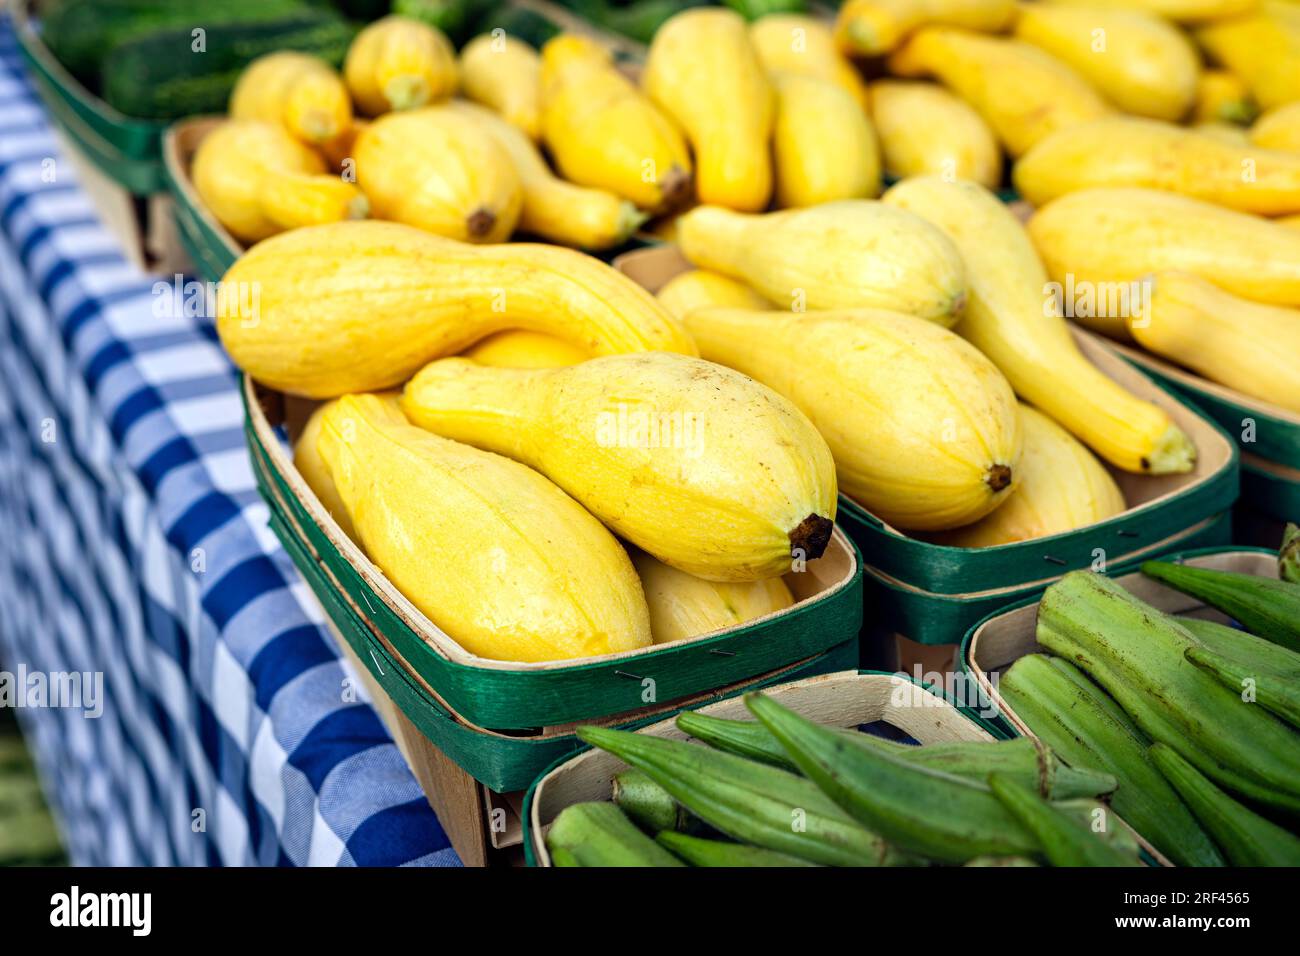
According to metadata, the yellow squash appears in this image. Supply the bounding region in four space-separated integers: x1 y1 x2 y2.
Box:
632 550 794 646
1042 0 1259 21
462 331 590 368
656 270 769 321
317 394 652 663
1197 3 1300 110
354 106 523 243
229 52 352 146
293 392 405 544
1013 117 1300 215
401 353 838 582
344 15 456 116
1280 214 1300 229
927 404 1127 548
643 9 774 212
1192 70 1258 125
682 307 1021 531
1128 272 1300 414
216 220 696 397
749 14 868 108
1013 5 1200 122
883 177 1195 475
1027 187 1300 309
541 34 692 212
771 73 881 207
1194 121 1252 145
868 80 1001 188
835 0 1016 56
888 28 1110 157
460 33 542 140
192 120 367 244
1252 102 1300 154
677 202 967 325
317 118 368 174
449 100 645 250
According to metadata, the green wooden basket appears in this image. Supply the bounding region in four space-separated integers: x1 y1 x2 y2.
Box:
14 2 167 195
1242 454 1300 520
243 378 866 735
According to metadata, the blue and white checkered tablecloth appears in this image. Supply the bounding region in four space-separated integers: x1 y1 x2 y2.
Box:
0 19 460 866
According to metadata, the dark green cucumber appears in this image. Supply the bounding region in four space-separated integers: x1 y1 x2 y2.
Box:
463 4 561 48
676 710 1116 799
1142 560 1300 653
1281 524 1300 585
564 0 708 43
611 769 691 833
1150 743 1300 867
720 0 807 19
988 774 1141 867
1185 644 1300 730
998 653 1225 868
395 0 502 45
655 831 817 867
745 693 1040 865
577 726 909 866
101 11 356 120
545 802 685 867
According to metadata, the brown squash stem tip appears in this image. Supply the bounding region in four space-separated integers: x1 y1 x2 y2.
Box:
789 513 834 561
660 166 693 213
467 207 497 238
985 464 1013 493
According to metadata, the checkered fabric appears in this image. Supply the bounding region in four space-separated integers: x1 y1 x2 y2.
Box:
0 18 459 866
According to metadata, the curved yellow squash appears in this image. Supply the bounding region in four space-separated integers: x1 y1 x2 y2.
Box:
677 202 967 325
541 35 692 212
883 177 1195 475
317 394 652 663
927 404 1127 548
449 100 645 250
869 80 1001 188
771 73 880 207
643 9 774 212
229 52 352 145
1014 117 1300 216
1041 0 1259 22
632 550 794 646
835 0 1016 56
1129 273 1300 414
1197 4 1300 110
401 353 838 581
1013 6 1199 122
216 220 696 397
1027 187 1300 309
462 331 590 368
354 106 523 243
459 33 542 140
888 28 1110 157
1193 70 1258 125
343 14 457 116
656 270 769 321
1253 102 1300 154
683 306 1021 531
749 14 868 108
193 120 367 244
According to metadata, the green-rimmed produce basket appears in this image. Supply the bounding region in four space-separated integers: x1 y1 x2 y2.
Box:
13 0 167 194
245 377 864 733
959 546 1277 740
1242 453 1300 518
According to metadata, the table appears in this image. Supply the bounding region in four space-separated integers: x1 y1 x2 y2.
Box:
0 20 460 866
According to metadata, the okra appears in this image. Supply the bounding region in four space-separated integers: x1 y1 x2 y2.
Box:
964 856 1039 866
612 769 692 833
1281 524 1300 585
745 693 1041 865
987 774 1141 867
1050 799 1142 860
655 831 818 867
545 802 685 867
1176 615 1300 682
1036 573 1300 815
999 653 1225 868
1150 744 1300 867
677 711 1116 798
1186 643 1300 730
1141 560 1300 653
577 726 909 867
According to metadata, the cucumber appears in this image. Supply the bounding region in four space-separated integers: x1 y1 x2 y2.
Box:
545 802 685 866
464 4 561 48
719 0 807 19
560 0 707 43
655 831 817 867
1142 560 1300 653
101 11 356 120
987 774 1141 867
394 0 501 45
1282 523 1300 585
41 0 312 85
